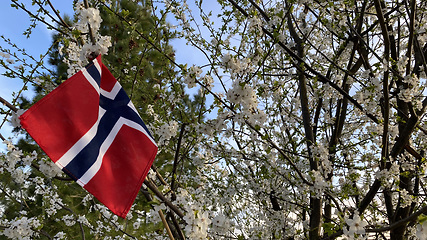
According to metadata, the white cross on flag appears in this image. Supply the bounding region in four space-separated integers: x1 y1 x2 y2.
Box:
19 55 158 218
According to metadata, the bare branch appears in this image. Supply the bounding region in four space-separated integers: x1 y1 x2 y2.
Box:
0 96 18 112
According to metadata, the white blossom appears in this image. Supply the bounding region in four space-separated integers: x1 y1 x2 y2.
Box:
184 66 202 89
1 217 41 239
54 231 66 240
64 3 111 77
62 215 76 227
399 188 413 208
226 80 258 110
10 109 25 128
344 213 368 237
157 120 179 143
211 214 230 232
38 159 62 178
184 209 211 240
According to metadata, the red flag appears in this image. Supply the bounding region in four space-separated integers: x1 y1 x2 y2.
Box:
19 55 158 218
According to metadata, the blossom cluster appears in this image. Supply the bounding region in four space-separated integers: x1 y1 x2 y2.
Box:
221 53 255 78
375 162 400 188
0 217 41 240
226 80 258 111
63 1 112 77
184 65 202 89
156 120 179 144
0 52 15 64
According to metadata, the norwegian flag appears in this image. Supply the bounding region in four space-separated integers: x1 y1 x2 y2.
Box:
19 55 158 218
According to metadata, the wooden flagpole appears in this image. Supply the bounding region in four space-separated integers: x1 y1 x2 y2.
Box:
158 209 175 240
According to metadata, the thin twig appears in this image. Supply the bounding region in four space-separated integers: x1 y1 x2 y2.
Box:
151 164 168 186
33 0 70 31
46 0 71 29
55 198 86 240
100 2 181 69
83 0 96 45
11 0 69 37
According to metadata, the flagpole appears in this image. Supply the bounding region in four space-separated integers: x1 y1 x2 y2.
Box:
159 209 175 240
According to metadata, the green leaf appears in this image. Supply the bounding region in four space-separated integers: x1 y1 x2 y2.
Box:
418 214 427 224
323 222 336 235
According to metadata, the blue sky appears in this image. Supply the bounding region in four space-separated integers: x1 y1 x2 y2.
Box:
0 1 74 142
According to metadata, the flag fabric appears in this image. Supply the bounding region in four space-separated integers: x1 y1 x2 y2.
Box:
19 55 158 218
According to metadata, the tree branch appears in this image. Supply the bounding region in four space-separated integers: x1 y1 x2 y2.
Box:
46 0 71 29
11 0 70 37
171 123 186 200
367 204 427 233
0 96 18 112
144 179 185 219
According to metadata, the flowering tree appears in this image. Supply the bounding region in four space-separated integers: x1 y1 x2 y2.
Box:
2 0 427 239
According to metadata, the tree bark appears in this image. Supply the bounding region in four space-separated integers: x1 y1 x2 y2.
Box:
286 5 321 239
